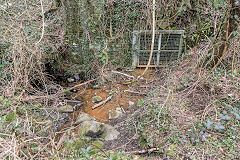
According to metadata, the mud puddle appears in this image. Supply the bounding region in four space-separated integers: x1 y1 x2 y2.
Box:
66 68 154 124
68 83 142 123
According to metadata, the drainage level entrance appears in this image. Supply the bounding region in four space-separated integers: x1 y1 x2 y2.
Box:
132 30 184 67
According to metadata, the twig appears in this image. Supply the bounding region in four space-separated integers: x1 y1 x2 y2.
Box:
92 95 113 109
65 100 82 103
111 70 135 79
67 79 96 91
124 0 156 84
124 90 147 95
56 133 67 150
36 0 45 45
212 11 230 71
157 89 170 126
127 148 160 155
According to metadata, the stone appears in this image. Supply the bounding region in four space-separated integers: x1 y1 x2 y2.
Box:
58 105 74 113
0 96 4 101
92 85 100 89
92 96 102 103
90 140 104 150
109 107 123 120
129 101 135 106
133 155 143 160
6 112 18 122
79 120 105 138
73 103 82 111
75 112 96 125
67 78 75 83
103 124 120 141
166 144 177 157
63 90 72 96
74 74 80 81
70 89 78 93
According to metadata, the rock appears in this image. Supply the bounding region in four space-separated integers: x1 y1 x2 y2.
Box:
79 120 105 138
6 112 18 122
63 90 72 96
64 135 85 151
73 103 82 111
129 101 135 106
166 144 177 157
53 117 72 132
92 96 102 103
90 140 104 150
74 74 80 81
109 107 123 120
70 89 78 93
92 85 100 89
0 96 4 101
103 124 120 141
58 105 74 113
133 155 143 160
67 78 75 83
75 112 96 125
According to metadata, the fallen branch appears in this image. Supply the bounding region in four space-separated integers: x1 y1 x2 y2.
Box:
124 0 155 84
56 133 67 150
127 148 160 155
111 70 134 79
65 100 82 103
212 11 230 71
67 79 96 91
124 90 147 95
92 95 113 109
20 95 57 101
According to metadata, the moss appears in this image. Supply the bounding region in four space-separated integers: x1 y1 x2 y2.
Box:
99 132 107 138
132 155 144 160
79 123 91 136
73 139 85 150
166 144 177 157
58 105 73 113
65 138 86 152
109 110 117 119
38 131 45 136
0 96 5 101
90 140 104 151
6 112 18 122
63 90 72 96
139 130 148 149
78 121 95 136
92 96 102 103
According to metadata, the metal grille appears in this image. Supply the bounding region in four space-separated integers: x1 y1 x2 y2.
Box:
132 30 184 67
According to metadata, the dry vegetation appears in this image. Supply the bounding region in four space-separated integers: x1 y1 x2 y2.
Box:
0 0 240 159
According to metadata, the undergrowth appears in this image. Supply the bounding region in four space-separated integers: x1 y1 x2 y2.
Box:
0 0 239 159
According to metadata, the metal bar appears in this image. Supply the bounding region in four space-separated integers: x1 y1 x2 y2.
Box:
134 30 185 67
157 33 162 65
136 30 185 34
132 30 139 68
178 32 184 58
139 50 179 52
139 50 161 52
159 50 179 52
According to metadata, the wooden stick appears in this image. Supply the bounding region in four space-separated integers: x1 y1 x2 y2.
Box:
124 90 147 95
111 70 134 79
65 100 82 103
92 95 113 109
67 79 96 91
56 133 67 150
124 0 155 85
127 147 160 155
212 13 230 71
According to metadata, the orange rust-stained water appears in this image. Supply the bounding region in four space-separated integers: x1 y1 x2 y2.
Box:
67 68 154 123
70 83 142 123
